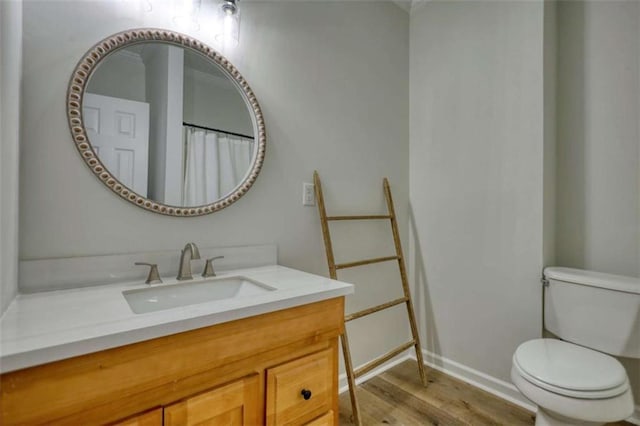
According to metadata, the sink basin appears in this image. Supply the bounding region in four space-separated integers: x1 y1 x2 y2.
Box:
123 276 276 314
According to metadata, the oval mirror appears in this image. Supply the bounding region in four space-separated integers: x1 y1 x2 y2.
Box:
67 29 265 216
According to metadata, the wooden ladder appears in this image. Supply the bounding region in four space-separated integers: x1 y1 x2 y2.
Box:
313 171 427 426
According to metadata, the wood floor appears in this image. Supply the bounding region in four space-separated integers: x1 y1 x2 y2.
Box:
338 360 632 426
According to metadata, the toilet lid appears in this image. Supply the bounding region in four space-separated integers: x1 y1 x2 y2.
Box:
513 339 628 398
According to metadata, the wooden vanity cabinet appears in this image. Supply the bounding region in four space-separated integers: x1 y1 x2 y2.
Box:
110 375 260 426
112 408 163 426
304 411 335 426
266 348 334 425
0 298 344 426
163 374 260 426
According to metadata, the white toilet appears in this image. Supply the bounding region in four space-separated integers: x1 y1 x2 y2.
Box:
511 267 639 426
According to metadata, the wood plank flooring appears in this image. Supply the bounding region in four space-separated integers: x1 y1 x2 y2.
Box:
338 359 632 426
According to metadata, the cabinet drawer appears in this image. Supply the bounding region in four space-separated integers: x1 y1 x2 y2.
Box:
112 408 162 426
304 411 334 426
266 348 335 426
164 375 260 426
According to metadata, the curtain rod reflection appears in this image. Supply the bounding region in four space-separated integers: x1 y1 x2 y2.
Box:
183 122 255 140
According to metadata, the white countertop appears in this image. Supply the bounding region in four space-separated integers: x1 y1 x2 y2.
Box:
0 265 353 373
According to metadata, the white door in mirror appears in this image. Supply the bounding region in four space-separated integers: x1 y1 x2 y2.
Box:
83 93 150 197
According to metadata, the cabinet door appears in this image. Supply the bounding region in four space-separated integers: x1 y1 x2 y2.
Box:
266 348 335 426
164 375 260 426
304 411 334 426
112 408 163 426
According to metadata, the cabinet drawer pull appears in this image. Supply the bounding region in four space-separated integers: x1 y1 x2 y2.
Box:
301 389 312 400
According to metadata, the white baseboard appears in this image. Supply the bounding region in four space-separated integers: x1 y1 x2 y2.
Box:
413 349 640 426
338 349 640 426
411 349 536 413
338 353 411 394
630 405 640 426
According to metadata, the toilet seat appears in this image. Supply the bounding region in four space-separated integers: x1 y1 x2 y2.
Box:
513 339 629 399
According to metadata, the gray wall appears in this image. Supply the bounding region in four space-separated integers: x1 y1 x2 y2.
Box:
183 67 253 136
556 0 640 278
18 0 410 369
0 0 22 315
555 0 640 406
543 1 557 268
409 0 545 384
87 50 146 103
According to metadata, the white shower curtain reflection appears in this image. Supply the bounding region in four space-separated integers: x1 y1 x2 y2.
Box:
182 127 254 206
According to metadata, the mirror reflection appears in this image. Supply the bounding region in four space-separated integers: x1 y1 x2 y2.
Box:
84 42 255 207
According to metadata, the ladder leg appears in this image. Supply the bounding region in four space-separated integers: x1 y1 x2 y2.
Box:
315 171 362 422
406 300 428 386
383 178 428 386
315 172 427 425
341 330 362 426
314 171 337 279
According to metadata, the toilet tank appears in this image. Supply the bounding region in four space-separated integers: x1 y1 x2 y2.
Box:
544 267 640 359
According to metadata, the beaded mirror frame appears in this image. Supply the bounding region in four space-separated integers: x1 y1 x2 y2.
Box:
66 29 266 217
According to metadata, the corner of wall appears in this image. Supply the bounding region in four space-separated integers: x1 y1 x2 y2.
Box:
543 0 557 269
0 0 23 315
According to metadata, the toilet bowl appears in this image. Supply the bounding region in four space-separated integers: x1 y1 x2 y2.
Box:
511 339 634 425
511 267 639 426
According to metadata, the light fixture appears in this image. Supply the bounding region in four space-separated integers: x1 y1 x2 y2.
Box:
173 0 202 31
215 0 240 48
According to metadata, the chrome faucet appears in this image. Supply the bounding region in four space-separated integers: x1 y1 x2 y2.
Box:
177 242 201 281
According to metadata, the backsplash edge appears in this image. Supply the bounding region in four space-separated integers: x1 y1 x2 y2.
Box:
19 244 277 293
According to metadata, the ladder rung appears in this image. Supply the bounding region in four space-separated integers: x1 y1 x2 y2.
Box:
335 255 399 270
327 215 392 221
345 297 408 322
354 340 416 378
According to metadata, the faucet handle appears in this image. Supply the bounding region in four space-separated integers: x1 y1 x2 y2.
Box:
135 262 163 285
202 256 224 278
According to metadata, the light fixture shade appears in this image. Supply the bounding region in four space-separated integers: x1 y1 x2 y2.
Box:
215 0 240 48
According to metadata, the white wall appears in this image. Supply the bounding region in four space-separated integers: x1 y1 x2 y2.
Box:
183 67 253 136
0 0 22 315
543 1 556 268
87 50 146 103
144 44 184 204
409 0 544 384
556 0 640 279
555 0 640 408
18 0 410 369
